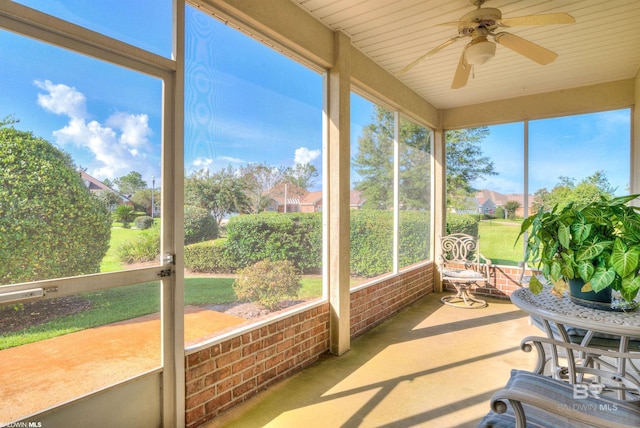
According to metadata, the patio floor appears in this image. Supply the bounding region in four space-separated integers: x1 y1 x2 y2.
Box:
200 294 541 428
0 305 247 422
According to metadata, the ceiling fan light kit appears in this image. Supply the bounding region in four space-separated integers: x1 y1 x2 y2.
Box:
396 0 575 88
465 37 495 65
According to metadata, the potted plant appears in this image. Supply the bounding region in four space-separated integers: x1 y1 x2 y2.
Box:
518 194 640 310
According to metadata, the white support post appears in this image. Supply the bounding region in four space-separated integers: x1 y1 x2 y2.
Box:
327 30 351 356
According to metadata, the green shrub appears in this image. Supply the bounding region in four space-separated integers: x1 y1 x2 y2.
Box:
134 215 154 229
350 210 393 277
114 205 136 228
184 205 218 245
233 259 302 310
399 211 430 267
0 125 111 285
117 226 160 264
493 205 505 220
184 239 237 273
446 213 479 236
225 212 322 272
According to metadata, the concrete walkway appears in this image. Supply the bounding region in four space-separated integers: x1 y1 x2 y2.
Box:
201 295 540 428
0 306 246 422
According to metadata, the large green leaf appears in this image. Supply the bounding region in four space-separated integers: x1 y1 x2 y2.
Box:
558 223 571 249
576 261 594 282
575 241 609 262
529 275 544 294
621 275 640 302
550 260 562 281
590 266 616 293
570 221 591 244
610 238 640 278
560 252 575 279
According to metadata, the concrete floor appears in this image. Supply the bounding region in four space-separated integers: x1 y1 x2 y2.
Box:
202 293 541 428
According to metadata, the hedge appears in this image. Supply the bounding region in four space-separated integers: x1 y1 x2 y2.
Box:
445 213 478 236
184 239 236 273
183 210 476 278
224 212 322 273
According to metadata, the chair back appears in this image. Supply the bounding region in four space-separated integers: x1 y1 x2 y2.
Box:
439 233 481 267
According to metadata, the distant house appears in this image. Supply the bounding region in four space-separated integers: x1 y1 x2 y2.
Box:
349 190 366 210
475 189 532 218
263 182 308 213
262 186 366 213
80 171 129 211
300 191 323 212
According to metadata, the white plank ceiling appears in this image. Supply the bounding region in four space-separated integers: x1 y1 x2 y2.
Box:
292 0 640 109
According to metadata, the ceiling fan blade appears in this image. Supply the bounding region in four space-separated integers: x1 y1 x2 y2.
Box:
494 32 557 65
451 47 471 89
396 36 462 76
499 13 575 27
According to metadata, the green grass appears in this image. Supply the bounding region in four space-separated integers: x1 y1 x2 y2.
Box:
100 227 141 272
0 276 323 350
478 219 525 266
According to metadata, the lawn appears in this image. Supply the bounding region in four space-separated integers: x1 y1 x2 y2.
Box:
0 275 323 350
100 227 136 272
478 219 525 266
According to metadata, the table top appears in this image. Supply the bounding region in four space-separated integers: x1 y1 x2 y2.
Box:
511 287 640 337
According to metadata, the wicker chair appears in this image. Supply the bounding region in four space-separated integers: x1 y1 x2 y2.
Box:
437 233 491 308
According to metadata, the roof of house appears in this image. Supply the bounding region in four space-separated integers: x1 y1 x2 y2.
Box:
264 182 309 205
475 189 532 208
349 190 366 207
301 191 323 205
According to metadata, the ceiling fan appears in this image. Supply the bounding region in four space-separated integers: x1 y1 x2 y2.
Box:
397 0 575 89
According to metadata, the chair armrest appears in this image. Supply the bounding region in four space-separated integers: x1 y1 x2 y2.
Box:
483 370 640 428
490 382 640 428
479 253 492 266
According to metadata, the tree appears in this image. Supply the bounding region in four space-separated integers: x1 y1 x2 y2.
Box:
504 200 521 219
352 107 431 210
114 171 147 196
184 205 218 245
283 163 319 190
185 166 251 224
130 188 160 215
114 204 136 227
445 127 496 210
0 120 111 285
532 171 615 212
96 188 121 210
352 106 494 211
240 162 285 213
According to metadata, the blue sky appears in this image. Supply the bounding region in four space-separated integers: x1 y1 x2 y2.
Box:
1 1 631 196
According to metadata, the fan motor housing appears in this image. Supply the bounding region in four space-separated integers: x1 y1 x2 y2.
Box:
458 7 502 36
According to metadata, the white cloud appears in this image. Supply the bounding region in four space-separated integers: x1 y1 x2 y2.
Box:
106 112 152 149
219 156 245 164
192 157 214 168
294 147 320 165
36 80 153 179
35 80 87 119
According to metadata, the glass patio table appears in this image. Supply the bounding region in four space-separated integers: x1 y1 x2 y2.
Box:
511 287 640 401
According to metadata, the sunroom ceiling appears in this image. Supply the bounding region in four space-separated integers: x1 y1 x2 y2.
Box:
292 0 640 110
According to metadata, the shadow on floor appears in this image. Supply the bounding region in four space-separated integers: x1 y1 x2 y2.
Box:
202 294 540 428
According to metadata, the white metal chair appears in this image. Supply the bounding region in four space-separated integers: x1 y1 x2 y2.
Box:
437 233 491 308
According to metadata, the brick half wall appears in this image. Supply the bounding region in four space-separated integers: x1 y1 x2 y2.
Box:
184 262 434 427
